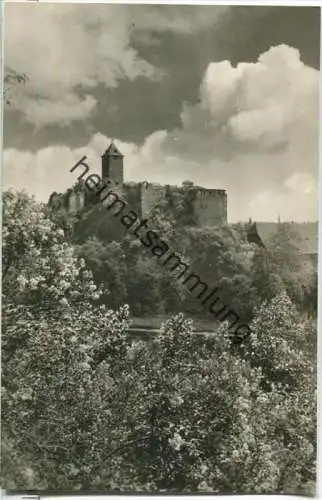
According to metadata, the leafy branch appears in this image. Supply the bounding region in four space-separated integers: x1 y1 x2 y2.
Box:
4 68 28 105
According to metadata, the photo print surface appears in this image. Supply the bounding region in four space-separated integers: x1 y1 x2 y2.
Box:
2 2 319 495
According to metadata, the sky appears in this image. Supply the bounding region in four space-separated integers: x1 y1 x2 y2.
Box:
3 3 320 222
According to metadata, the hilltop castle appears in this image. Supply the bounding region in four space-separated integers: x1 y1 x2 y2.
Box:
49 142 228 228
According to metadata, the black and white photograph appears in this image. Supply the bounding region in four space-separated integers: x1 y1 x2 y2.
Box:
1 2 319 495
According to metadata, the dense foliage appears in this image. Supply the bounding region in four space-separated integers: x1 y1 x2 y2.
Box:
1 191 316 494
73 202 316 322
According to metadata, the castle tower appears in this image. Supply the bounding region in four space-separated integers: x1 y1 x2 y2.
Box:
101 142 124 186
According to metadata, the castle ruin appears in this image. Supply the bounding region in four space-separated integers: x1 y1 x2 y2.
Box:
50 142 228 228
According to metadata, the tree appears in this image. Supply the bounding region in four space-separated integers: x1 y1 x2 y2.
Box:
3 190 102 312
2 297 316 493
2 303 131 490
76 237 128 309
4 68 28 106
2 192 315 494
244 292 316 493
126 256 165 316
2 190 132 490
181 226 257 319
251 224 316 312
112 307 315 494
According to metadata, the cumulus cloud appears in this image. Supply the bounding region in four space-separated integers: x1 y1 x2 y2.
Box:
177 44 318 155
3 44 318 222
141 44 319 221
4 4 158 126
18 94 98 127
4 4 229 127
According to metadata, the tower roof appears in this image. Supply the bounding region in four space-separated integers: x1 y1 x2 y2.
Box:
102 142 123 158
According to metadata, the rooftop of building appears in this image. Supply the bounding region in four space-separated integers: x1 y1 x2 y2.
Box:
102 142 124 158
249 221 318 255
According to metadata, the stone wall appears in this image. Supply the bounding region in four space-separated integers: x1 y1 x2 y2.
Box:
124 182 142 215
192 189 227 227
138 182 167 218
59 181 227 229
127 182 227 227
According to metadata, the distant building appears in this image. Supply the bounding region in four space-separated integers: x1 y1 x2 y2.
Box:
247 221 318 268
50 141 228 229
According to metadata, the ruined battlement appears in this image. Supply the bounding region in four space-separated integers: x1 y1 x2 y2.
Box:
138 182 167 218
57 143 228 228
126 181 227 227
192 188 227 227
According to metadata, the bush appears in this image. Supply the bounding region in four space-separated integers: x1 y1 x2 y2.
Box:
1 192 316 493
